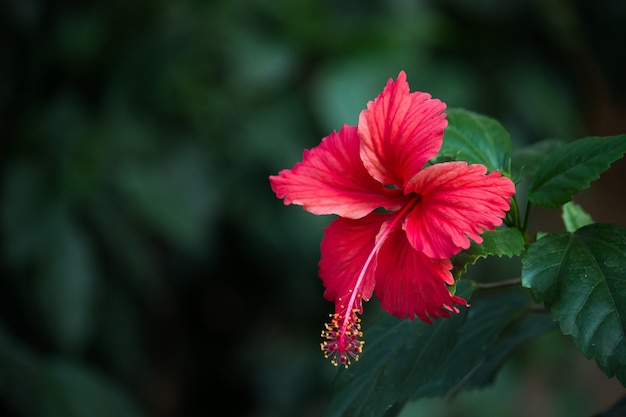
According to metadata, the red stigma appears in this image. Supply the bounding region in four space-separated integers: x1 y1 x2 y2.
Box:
320 310 364 368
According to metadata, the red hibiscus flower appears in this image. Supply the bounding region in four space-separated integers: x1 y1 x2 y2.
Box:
269 71 516 367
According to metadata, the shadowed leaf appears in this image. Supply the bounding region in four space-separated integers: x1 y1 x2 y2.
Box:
528 135 626 207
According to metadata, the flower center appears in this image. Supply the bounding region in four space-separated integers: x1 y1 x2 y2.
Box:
320 193 422 367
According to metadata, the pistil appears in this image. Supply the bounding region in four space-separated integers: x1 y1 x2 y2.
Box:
320 194 422 367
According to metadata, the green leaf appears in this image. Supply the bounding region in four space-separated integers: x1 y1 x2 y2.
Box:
521 224 626 385
323 281 475 417
451 227 525 280
415 289 550 398
561 201 594 232
457 312 556 391
511 138 565 181
438 108 512 171
527 135 626 208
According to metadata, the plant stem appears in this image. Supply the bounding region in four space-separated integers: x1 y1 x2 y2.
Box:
475 277 521 289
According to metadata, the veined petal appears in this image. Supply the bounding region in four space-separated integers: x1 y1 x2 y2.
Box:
270 125 405 219
319 213 389 314
375 227 467 323
358 71 447 189
405 161 516 259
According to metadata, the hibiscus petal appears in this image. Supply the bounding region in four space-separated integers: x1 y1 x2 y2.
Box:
375 227 467 323
405 161 516 259
358 71 447 189
269 125 406 219
319 214 389 314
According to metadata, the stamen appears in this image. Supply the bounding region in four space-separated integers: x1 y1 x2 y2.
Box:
320 310 364 368
320 194 423 367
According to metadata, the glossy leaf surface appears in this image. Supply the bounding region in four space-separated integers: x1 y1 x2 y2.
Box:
438 108 512 172
522 224 626 384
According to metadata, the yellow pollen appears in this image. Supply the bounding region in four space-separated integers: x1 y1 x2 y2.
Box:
320 310 364 368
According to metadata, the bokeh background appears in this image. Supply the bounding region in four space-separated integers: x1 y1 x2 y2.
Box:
1 0 626 416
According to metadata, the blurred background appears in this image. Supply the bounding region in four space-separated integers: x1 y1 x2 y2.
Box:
1 0 625 416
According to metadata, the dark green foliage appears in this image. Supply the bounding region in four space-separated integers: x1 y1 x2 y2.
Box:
511 138 565 182
528 135 626 207
323 283 556 416
451 227 525 281
522 224 626 385
323 282 475 417
439 108 512 171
